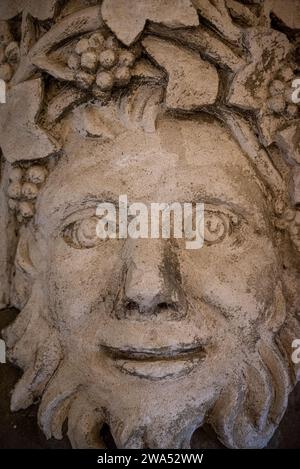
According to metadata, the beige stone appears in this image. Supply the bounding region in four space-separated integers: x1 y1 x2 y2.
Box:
0 0 299 451
101 0 199 46
0 79 59 163
269 0 300 30
276 122 300 166
0 0 59 21
143 36 219 110
192 0 242 44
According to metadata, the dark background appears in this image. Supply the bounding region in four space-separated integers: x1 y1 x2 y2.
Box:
1 308 299 449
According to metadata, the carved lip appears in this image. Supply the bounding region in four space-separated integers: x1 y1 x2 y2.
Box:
102 343 206 361
101 343 206 380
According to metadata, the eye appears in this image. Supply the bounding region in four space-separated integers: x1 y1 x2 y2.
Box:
204 208 239 245
63 216 100 249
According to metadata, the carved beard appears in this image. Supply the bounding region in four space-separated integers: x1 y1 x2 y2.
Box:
29 337 291 449
4 277 298 449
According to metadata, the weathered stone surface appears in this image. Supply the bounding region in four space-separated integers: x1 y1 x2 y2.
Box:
143 36 219 110
276 122 300 166
228 27 292 146
0 21 12 45
226 0 258 26
192 0 242 44
0 0 59 21
291 168 300 207
0 162 17 309
14 6 103 85
228 28 290 111
132 59 165 81
45 87 86 123
269 0 300 30
0 0 299 452
101 0 199 46
148 23 245 73
12 13 37 86
0 79 59 163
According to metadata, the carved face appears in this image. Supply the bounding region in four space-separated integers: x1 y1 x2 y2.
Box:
24 114 287 448
1 0 299 452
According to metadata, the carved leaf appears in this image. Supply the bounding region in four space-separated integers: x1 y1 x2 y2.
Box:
101 0 199 46
225 0 258 26
15 6 103 85
0 0 59 21
228 29 290 111
143 36 219 110
228 28 291 145
148 23 245 73
0 1 20 21
276 122 300 166
270 0 300 30
12 12 37 85
192 0 242 44
0 78 60 163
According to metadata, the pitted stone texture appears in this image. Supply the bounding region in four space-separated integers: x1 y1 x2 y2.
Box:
102 0 199 46
269 0 300 30
276 122 300 166
0 79 59 163
228 29 290 112
0 0 59 21
143 36 219 110
0 0 299 452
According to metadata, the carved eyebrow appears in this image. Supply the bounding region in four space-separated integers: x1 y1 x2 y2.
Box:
46 193 119 230
190 195 268 231
195 197 250 218
56 197 252 230
41 173 268 235
51 194 256 221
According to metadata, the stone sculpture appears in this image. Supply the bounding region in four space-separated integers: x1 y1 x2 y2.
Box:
0 0 299 449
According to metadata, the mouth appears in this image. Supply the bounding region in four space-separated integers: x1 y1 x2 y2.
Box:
101 343 206 380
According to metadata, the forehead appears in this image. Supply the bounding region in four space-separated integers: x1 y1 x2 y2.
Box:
36 115 269 228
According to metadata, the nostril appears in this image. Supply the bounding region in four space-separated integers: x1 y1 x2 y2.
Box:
125 301 178 313
157 302 178 312
99 423 117 449
125 301 139 311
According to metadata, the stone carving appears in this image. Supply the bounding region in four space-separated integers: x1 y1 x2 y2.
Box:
0 22 20 82
142 36 219 109
0 0 300 450
0 79 59 163
101 0 199 46
0 0 59 21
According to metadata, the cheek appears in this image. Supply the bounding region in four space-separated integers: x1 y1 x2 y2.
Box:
47 238 124 327
179 236 279 323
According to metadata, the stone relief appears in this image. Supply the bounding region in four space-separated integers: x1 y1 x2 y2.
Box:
0 0 299 449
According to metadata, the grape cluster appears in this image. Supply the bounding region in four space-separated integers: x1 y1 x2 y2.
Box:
0 40 20 82
67 32 139 99
7 165 48 223
267 68 298 119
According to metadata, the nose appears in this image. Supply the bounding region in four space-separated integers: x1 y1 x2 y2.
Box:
122 239 185 316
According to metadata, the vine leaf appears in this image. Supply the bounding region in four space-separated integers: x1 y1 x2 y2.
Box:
0 78 60 163
143 36 219 111
192 0 242 45
0 0 59 21
101 0 199 46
